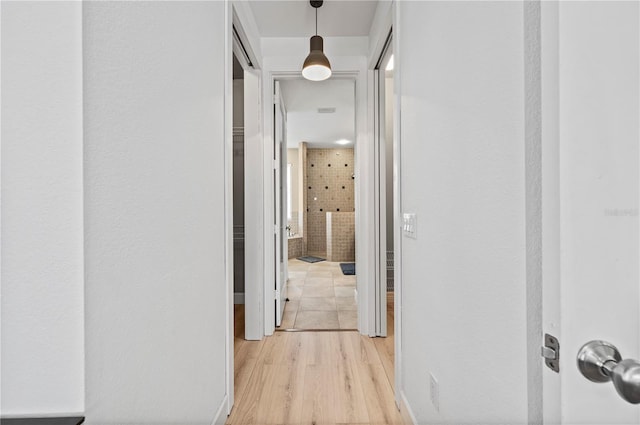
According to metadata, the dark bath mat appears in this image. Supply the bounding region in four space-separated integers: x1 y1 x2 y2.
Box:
297 256 326 263
340 263 356 275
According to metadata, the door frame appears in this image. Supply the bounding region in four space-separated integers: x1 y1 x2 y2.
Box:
224 0 263 416
274 81 288 327
372 34 393 339
541 2 560 422
368 0 406 409
261 68 371 335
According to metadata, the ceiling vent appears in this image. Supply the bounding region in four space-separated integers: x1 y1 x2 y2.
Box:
317 107 336 114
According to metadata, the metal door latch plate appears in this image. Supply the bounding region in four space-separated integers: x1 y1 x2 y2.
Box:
542 333 560 373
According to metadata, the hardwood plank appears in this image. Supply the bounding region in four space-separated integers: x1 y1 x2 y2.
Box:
261 330 288 365
233 338 265 403
228 300 405 425
330 360 370 424
300 365 338 425
227 360 269 424
354 362 403 425
373 336 395 391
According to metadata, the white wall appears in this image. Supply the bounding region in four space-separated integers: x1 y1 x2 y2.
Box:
83 2 228 423
1 1 84 416
397 1 530 422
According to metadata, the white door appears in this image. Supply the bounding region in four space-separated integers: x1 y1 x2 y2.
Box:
274 81 288 327
542 2 640 423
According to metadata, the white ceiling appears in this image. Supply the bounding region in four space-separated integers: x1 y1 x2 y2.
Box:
279 79 355 149
248 1 379 38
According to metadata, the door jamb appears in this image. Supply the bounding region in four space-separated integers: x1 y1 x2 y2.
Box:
368 0 404 407
224 0 234 415
261 70 369 335
225 0 263 416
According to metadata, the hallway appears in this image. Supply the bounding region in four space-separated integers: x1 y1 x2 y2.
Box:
229 299 400 425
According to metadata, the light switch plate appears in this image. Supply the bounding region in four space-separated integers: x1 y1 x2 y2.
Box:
402 213 417 239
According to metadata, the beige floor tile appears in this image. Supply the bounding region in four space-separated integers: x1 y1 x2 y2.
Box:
303 277 333 287
287 285 303 300
335 296 357 311
302 286 335 298
294 310 340 329
333 277 356 287
299 297 337 311
280 300 299 328
283 259 360 330
288 271 308 279
307 271 333 279
334 286 356 298
288 278 306 287
338 310 358 329
334 276 357 286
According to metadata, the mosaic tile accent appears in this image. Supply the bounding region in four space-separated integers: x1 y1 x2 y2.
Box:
288 236 304 259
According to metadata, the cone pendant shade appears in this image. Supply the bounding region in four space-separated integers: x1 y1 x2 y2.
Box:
302 35 332 81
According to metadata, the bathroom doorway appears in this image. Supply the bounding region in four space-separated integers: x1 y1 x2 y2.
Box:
276 78 358 330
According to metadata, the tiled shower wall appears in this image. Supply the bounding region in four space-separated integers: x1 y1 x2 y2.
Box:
306 148 355 255
326 212 356 262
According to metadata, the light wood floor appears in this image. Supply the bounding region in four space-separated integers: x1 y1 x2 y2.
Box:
228 295 405 425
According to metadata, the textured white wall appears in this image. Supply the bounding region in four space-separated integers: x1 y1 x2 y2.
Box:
1 1 84 416
83 2 228 423
397 2 530 422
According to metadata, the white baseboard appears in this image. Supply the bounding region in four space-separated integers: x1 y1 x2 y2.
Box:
234 292 245 304
211 394 228 425
400 390 417 425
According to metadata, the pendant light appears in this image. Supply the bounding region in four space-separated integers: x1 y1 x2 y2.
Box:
302 0 332 81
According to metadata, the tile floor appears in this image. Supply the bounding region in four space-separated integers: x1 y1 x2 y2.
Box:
280 258 357 330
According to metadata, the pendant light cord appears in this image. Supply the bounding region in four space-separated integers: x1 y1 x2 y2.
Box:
315 8 318 36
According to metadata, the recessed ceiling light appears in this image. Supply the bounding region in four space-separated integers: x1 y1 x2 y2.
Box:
386 54 394 71
336 139 351 145
318 107 336 114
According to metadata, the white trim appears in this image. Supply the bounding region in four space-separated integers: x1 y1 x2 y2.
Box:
261 63 371 336
540 1 560 423
223 0 234 416
391 0 404 409
234 292 245 304
369 0 404 404
261 70 276 336
231 0 262 70
231 0 264 342
0 413 85 419
211 395 229 425
352 64 375 337
243 69 264 341
399 390 417 425
368 0 394 68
